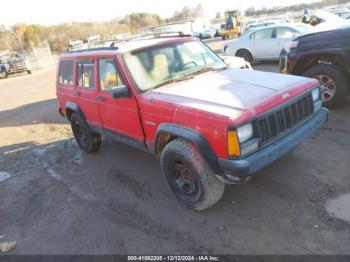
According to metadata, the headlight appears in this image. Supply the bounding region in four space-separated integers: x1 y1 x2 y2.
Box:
237 123 253 143
312 88 322 112
312 88 320 102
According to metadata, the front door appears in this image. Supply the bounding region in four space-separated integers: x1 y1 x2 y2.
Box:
96 56 145 147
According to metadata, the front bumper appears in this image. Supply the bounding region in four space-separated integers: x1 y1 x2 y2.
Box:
218 108 328 182
7 67 28 73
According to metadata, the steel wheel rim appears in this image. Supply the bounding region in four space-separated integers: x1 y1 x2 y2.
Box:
314 74 336 102
171 161 197 195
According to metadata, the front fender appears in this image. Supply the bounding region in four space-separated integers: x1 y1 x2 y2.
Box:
155 123 222 174
65 102 88 126
294 48 350 75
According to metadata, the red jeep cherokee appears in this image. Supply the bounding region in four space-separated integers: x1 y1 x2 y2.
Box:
56 36 328 210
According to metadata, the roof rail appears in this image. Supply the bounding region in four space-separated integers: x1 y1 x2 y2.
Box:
136 31 192 39
64 32 191 54
65 46 119 54
107 31 191 45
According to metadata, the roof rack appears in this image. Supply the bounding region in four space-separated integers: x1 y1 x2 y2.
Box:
64 32 191 54
65 46 119 54
135 31 191 39
107 31 191 46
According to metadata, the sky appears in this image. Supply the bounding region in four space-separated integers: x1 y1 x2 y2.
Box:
2 0 319 26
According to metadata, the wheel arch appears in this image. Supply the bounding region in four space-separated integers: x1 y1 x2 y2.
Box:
155 124 221 173
235 48 253 60
65 102 87 125
293 51 350 76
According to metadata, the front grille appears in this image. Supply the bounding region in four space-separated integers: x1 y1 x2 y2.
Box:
257 93 314 145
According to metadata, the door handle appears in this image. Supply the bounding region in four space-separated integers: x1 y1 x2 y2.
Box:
73 91 80 96
96 96 104 101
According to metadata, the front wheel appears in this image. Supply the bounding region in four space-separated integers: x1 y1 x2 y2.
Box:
27 70 32 74
303 64 349 108
160 139 225 211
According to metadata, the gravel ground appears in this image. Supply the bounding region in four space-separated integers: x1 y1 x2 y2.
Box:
0 62 350 255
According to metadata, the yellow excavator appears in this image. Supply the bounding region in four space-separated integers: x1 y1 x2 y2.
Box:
220 10 243 40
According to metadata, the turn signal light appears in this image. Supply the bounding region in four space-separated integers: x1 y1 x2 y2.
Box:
227 131 240 157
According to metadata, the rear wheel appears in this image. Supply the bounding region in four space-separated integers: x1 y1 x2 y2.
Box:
236 49 253 63
70 113 101 153
303 64 349 108
27 70 32 74
160 139 225 211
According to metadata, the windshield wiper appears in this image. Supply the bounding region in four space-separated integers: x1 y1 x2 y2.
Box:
187 66 226 77
147 75 194 91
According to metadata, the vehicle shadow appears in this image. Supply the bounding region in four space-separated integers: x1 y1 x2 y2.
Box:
0 98 66 128
1 125 349 254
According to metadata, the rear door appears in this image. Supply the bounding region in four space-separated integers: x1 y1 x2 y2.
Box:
75 58 101 127
249 28 275 59
272 27 298 59
57 59 75 111
96 55 145 147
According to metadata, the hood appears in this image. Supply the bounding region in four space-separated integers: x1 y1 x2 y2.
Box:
147 69 318 119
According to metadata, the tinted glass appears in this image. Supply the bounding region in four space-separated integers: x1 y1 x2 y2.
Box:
58 60 74 86
276 27 296 39
77 59 94 89
98 58 125 92
123 41 225 91
251 28 273 40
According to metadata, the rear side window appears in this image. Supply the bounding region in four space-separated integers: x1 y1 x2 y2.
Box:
250 28 273 40
58 60 74 86
276 27 296 39
77 59 94 89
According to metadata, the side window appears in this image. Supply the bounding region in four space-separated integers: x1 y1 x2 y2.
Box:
58 60 74 86
77 59 94 89
98 58 125 92
251 29 273 40
276 28 296 39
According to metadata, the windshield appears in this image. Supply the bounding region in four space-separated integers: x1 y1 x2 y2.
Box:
123 41 226 92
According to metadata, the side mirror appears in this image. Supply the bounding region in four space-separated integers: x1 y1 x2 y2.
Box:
111 86 130 99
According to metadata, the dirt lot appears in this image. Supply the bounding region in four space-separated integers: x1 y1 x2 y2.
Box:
0 64 350 255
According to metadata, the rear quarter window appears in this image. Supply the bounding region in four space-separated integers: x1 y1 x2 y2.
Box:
58 59 74 86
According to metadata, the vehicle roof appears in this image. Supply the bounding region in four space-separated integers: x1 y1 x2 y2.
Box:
296 23 350 39
245 23 303 34
60 36 195 59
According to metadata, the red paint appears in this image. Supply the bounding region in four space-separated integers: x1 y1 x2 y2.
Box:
57 37 320 160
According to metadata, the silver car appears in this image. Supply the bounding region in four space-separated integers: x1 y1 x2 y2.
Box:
222 24 311 62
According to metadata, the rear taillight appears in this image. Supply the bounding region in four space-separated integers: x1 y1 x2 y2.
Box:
285 41 299 52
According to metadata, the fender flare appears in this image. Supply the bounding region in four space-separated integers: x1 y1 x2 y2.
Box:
293 49 350 75
65 102 89 127
155 123 222 174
